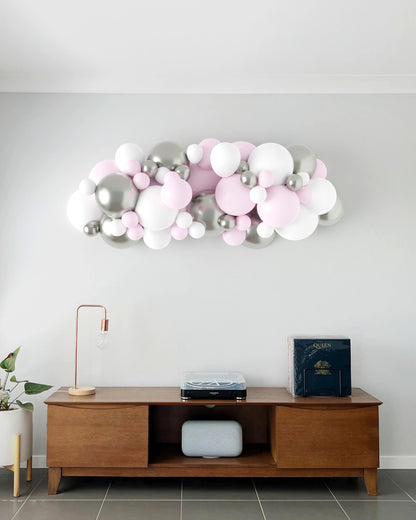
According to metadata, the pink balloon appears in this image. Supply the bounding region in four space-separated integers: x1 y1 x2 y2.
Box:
121 211 139 229
161 173 193 209
215 174 255 216
188 164 221 196
258 170 274 188
121 159 141 176
171 224 189 240
296 186 312 205
222 228 246 246
89 160 119 183
198 138 220 170
233 141 255 161
127 225 144 241
312 159 327 179
133 172 151 190
257 185 300 228
236 215 251 231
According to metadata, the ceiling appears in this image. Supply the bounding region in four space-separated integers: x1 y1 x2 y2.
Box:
0 0 415 93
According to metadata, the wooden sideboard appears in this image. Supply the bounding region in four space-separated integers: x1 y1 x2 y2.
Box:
45 387 381 495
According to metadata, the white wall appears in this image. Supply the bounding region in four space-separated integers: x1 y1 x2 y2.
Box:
0 94 415 467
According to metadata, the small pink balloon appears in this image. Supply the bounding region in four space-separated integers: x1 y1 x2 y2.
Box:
161 175 193 209
258 170 274 188
89 160 119 183
236 215 251 231
215 174 255 216
188 164 221 196
133 172 150 190
121 210 139 229
296 186 312 205
198 138 220 170
312 158 327 179
127 225 144 241
171 224 189 240
222 228 246 246
257 185 300 228
233 141 255 161
120 159 141 176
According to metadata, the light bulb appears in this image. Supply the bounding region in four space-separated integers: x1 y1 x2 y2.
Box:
96 330 111 350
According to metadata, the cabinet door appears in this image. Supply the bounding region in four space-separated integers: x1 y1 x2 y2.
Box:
274 405 379 468
47 404 148 468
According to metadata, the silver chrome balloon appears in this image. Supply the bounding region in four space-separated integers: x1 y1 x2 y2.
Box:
286 173 303 191
148 142 187 170
175 164 190 181
142 159 158 178
189 192 223 237
240 170 257 188
83 220 100 236
287 144 317 175
319 197 344 226
237 160 249 173
95 173 139 218
243 214 276 249
218 213 236 230
100 216 138 249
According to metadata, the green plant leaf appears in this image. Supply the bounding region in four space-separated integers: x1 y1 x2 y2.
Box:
16 400 34 412
10 375 28 383
0 347 21 373
24 382 53 395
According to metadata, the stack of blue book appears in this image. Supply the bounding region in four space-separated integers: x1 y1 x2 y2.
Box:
288 336 351 397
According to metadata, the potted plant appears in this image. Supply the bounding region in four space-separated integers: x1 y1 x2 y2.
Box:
0 347 51 495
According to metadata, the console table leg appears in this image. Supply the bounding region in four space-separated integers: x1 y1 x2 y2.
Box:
364 468 378 496
48 467 62 495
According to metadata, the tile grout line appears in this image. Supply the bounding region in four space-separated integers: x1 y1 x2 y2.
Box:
94 479 112 520
10 473 46 520
180 478 183 520
323 481 352 520
252 479 267 520
385 474 416 504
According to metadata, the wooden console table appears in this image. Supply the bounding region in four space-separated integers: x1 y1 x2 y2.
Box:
45 387 381 495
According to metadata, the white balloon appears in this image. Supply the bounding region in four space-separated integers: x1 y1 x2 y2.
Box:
276 206 319 241
79 178 96 196
115 143 144 170
186 144 203 164
67 191 102 232
248 143 294 185
210 142 241 177
155 166 170 185
250 186 267 203
176 211 193 229
110 219 126 237
257 222 274 238
189 221 206 239
135 186 178 231
306 178 337 215
298 171 310 186
143 228 172 250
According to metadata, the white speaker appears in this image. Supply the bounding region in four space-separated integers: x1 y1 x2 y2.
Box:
181 420 243 458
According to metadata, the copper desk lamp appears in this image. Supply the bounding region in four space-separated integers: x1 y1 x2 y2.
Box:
69 305 109 396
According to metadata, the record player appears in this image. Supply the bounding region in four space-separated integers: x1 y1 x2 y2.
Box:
181 371 247 400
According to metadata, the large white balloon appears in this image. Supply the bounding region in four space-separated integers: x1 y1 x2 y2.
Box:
248 143 294 185
210 142 241 177
135 185 178 231
67 191 102 232
115 143 144 170
276 206 319 240
143 228 172 250
306 178 337 215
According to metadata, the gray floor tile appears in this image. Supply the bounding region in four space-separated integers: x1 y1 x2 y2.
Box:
182 477 256 500
341 500 416 520
30 476 111 499
98 500 180 520
386 470 416 498
254 477 333 500
325 472 410 500
0 469 46 500
106 477 181 499
0 501 21 520
262 501 347 520
182 500 264 520
13 500 101 520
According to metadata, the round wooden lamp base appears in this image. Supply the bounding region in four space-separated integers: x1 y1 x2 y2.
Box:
68 386 96 396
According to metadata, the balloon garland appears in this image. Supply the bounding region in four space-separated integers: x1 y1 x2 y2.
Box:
67 139 343 250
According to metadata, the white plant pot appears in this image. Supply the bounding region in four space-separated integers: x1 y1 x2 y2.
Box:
0 408 32 466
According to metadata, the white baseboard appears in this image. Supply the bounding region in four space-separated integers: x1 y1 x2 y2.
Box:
29 454 416 469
